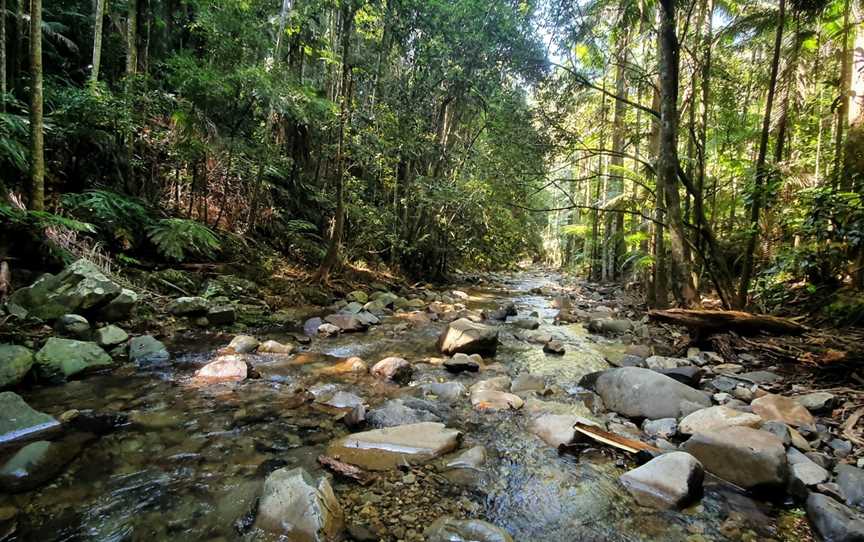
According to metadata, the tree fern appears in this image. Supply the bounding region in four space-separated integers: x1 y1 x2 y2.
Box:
147 219 221 261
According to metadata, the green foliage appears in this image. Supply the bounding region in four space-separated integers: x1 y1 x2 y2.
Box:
62 190 153 248
147 219 222 261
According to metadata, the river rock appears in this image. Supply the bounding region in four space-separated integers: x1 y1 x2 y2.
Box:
512 318 540 330
590 367 711 420
682 426 788 490
418 381 466 403
678 406 762 435
531 413 593 447
469 376 511 394
54 314 91 339
0 392 60 445
167 296 209 316
655 366 704 388
317 391 364 409
101 288 137 322
642 418 678 439
511 373 545 393
470 390 523 411
318 323 340 336
425 517 513 542
319 357 368 375
0 345 34 388
788 449 829 496
95 325 128 348
619 452 704 509
795 392 836 412
128 335 170 368
610 354 647 368
445 445 487 470
354 311 380 326
324 313 368 332
586 318 633 335
837 464 864 510
227 335 259 354
806 493 864 542
346 290 368 304
326 422 461 470
34 338 112 382
8 259 123 320
195 355 247 382
444 353 481 373
206 305 236 325
340 301 364 315
0 435 90 492
645 356 690 370
257 340 294 354
367 398 443 427
751 394 815 427
371 357 413 383
438 318 499 356
255 467 344 540
543 340 565 355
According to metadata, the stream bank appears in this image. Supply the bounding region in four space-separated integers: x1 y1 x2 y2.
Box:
0 264 860 541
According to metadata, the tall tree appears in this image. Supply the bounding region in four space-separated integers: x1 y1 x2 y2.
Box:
90 0 108 87
737 0 786 308
658 0 699 306
127 0 138 76
28 0 44 211
1 0 6 110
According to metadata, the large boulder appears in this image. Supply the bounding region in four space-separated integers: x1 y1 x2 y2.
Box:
326 422 461 470
437 318 499 356
590 367 711 420
678 406 763 435
424 517 513 542
100 288 137 322
0 344 34 388
682 426 788 490
255 467 344 540
806 493 864 542
619 452 704 509
34 338 113 382
9 259 124 320
0 392 60 445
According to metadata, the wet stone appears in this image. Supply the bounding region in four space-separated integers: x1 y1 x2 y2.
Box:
257 340 294 354
443 353 481 374
35 338 113 381
54 314 91 340
418 381 466 403
424 517 513 542
0 344 34 388
255 467 344 540
543 340 565 355
95 325 128 348
445 445 487 470
366 398 442 428
227 335 259 354
806 493 864 542
129 335 170 367
511 373 545 393
325 422 461 470
619 451 704 510
751 394 815 427
470 390 524 411
371 357 413 384
194 355 247 382
0 392 60 445
437 318 499 356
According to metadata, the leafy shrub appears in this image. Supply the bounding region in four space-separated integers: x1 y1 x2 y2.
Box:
62 190 153 249
147 218 221 261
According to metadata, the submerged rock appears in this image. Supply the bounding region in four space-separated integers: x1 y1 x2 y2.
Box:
619 452 704 509
0 392 60 445
424 517 513 542
438 318 499 356
325 422 461 470
806 492 864 542
586 318 633 335
751 394 815 427
324 313 368 332
445 445 488 470
444 353 481 373
470 390 524 411
418 381 467 403
543 340 566 355
257 340 294 355
367 398 443 427
0 345 34 388
255 467 344 540
678 406 762 435
129 335 170 367
34 338 113 381
371 357 413 383
590 367 711 420
0 434 91 492
682 426 788 490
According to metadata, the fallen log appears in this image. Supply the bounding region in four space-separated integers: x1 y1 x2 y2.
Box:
648 309 807 338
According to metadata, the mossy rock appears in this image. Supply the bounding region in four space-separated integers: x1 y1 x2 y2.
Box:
201 275 259 299
0 345 34 388
147 269 201 296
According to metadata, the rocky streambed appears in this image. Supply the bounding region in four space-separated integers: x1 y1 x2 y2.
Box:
0 265 862 541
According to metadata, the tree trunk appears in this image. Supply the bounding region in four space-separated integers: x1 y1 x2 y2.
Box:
13 0 24 91
649 82 668 308
1 0 6 111
648 308 807 336
835 0 852 190
314 4 355 282
605 46 628 282
658 0 698 307
127 0 138 76
89 0 108 87
737 0 785 308
28 0 44 211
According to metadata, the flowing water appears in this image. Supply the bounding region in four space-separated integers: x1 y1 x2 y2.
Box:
2 272 794 541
